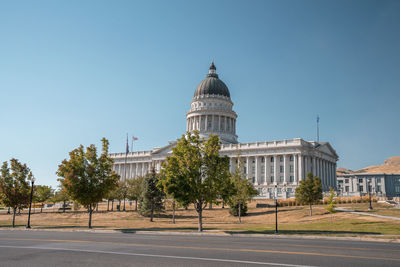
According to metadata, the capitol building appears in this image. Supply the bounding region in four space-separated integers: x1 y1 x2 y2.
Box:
110 63 339 198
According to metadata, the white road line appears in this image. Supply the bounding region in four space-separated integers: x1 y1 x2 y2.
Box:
0 245 317 267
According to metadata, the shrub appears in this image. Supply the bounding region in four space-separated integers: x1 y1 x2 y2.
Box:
229 203 248 216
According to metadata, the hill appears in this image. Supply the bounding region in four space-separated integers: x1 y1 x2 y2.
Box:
338 156 400 175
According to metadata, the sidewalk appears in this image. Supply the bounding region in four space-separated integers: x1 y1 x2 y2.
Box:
336 207 400 221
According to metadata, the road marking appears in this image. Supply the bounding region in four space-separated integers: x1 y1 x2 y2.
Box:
0 245 316 267
0 237 399 262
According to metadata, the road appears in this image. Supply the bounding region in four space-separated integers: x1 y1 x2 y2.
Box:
0 230 399 266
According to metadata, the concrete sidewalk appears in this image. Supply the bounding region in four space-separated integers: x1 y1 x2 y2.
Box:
337 208 400 221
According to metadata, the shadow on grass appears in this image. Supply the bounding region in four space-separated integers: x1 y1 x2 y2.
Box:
34 225 108 229
246 208 295 217
116 227 219 233
224 229 382 235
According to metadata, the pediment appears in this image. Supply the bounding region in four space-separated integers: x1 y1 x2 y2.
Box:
151 141 177 156
316 143 339 159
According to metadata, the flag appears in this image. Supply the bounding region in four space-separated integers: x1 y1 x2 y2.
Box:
317 115 320 123
132 136 138 141
126 136 129 155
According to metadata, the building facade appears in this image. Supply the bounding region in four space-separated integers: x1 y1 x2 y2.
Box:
110 63 339 198
337 173 400 199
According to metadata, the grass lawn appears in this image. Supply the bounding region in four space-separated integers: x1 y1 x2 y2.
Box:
0 201 399 238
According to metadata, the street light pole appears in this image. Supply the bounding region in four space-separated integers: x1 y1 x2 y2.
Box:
274 185 278 234
368 179 373 211
26 179 35 229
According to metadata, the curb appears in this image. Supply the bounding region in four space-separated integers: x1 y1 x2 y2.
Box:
1 228 399 243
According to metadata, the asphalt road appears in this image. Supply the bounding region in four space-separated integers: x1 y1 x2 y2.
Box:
0 230 399 267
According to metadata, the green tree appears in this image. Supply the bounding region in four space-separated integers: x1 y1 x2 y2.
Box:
326 187 336 223
295 172 323 216
114 181 128 211
228 158 258 222
0 159 32 227
34 185 54 213
159 132 231 231
139 168 165 221
126 176 144 211
52 187 70 212
57 138 119 228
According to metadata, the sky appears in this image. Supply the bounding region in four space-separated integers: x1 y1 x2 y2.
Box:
1 0 399 188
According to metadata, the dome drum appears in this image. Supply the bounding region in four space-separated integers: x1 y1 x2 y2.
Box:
186 62 238 144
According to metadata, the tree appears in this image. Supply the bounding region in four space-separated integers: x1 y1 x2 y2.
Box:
52 187 70 212
326 187 336 223
57 138 119 228
159 131 231 231
139 168 165 221
0 159 32 227
126 176 144 211
295 172 323 216
34 185 54 213
228 157 258 223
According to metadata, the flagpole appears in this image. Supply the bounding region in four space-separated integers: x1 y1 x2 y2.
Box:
317 116 320 143
124 133 128 182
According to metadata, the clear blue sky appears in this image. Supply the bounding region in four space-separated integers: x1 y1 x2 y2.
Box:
1 0 399 188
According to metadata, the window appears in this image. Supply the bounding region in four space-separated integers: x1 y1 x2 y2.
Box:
277 188 282 193
261 157 265 163
261 168 265 174
287 188 292 193
271 157 274 162
345 186 349 192
290 155 294 161
252 159 255 163
252 166 255 174
359 185 364 192
290 165 294 172
244 167 247 174
358 178 363 183
280 176 284 182
345 179 349 183
268 188 272 193
280 166 284 173
289 176 294 182
377 185 381 192
271 176 274 182
252 177 255 183
376 178 381 183
396 186 400 193
270 166 274 174
280 156 284 162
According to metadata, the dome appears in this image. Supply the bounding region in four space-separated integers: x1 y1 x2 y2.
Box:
194 62 231 98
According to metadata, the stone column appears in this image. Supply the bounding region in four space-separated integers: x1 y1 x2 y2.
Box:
312 156 316 176
293 154 297 184
298 155 303 181
264 156 268 185
327 162 331 190
224 116 227 132
246 157 250 180
274 155 278 184
333 163 336 190
255 156 259 185
205 115 208 131
283 155 287 184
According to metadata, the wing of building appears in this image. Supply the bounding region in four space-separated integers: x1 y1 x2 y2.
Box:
110 62 339 199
